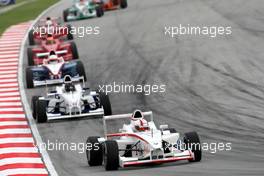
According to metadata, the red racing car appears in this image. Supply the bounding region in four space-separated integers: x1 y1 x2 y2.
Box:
93 0 127 11
27 35 79 66
28 17 74 45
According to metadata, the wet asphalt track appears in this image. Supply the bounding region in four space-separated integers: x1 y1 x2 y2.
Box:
23 0 264 175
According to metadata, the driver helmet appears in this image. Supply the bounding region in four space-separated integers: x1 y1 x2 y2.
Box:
46 17 52 26
47 51 58 64
64 76 76 92
131 110 149 131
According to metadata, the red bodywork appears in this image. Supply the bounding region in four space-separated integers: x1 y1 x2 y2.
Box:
32 19 70 44
30 39 74 65
94 0 123 11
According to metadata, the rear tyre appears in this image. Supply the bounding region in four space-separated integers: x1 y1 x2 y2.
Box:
36 100 48 123
98 92 112 115
28 30 35 46
86 136 103 166
26 67 34 88
103 140 119 171
120 0 127 9
184 131 202 162
31 96 40 119
76 61 87 82
70 42 79 59
27 48 34 66
66 24 74 40
63 9 69 22
96 5 104 17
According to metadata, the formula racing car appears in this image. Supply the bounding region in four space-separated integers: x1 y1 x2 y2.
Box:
63 0 104 22
28 17 73 45
27 34 79 66
26 52 86 88
93 0 127 11
86 110 202 170
31 76 112 123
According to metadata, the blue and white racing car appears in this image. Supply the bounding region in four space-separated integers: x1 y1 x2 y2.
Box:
26 52 86 88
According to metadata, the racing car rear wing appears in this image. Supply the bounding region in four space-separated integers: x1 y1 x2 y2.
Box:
36 50 67 58
103 111 153 138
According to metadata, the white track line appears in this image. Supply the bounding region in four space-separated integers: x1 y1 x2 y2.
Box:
0 121 27 126
0 138 34 144
1 168 48 176
0 129 31 134
17 1 62 176
0 114 25 118
0 158 43 166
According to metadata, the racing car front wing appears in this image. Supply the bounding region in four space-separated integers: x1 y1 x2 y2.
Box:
119 150 194 167
46 108 104 121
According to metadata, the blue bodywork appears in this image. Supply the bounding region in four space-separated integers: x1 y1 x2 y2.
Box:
31 62 78 81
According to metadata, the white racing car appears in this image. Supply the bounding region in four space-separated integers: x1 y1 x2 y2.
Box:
86 110 202 170
31 76 112 123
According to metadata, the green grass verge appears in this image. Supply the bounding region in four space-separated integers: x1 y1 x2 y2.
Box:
0 0 59 35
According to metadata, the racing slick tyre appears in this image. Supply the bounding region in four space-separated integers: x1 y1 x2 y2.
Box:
36 100 48 123
26 67 34 88
27 48 34 66
184 131 202 162
70 42 79 59
28 29 35 46
66 24 74 40
86 136 103 166
76 61 87 82
63 9 69 22
96 5 104 17
98 92 112 115
31 96 40 119
103 140 119 171
120 0 128 9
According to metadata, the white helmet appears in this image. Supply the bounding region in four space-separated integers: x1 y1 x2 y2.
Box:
131 110 149 131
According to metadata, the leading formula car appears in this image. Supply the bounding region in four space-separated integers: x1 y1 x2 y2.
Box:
93 0 127 11
28 17 73 45
27 34 79 66
31 76 112 123
26 52 86 88
63 0 104 22
86 110 202 170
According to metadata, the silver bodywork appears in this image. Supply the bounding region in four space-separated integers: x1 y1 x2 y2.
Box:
39 83 104 121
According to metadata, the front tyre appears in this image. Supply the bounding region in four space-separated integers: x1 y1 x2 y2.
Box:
27 48 34 66
28 29 35 46
103 140 119 171
63 9 69 22
36 100 48 123
86 136 103 166
98 92 112 115
96 5 104 17
70 42 79 59
76 61 87 82
31 96 40 119
66 24 74 40
184 131 202 162
26 67 34 89
120 0 127 9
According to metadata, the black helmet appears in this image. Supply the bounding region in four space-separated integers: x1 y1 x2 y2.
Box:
49 51 56 56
